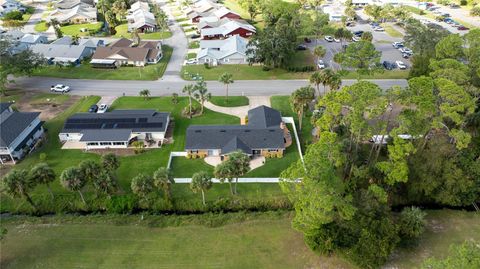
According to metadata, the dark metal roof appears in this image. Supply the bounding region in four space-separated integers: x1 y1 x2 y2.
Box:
247 105 282 128
79 129 132 142
0 102 12 114
61 110 170 133
185 106 285 153
0 110 41 147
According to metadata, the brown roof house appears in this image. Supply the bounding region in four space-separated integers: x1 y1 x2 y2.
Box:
90 38 162 68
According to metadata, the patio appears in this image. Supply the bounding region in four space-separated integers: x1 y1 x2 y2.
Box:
204 155 266 170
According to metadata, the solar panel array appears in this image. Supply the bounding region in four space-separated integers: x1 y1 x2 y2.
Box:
64 117 163 131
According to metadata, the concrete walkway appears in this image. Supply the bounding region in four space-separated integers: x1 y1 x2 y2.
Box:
203 96 271 118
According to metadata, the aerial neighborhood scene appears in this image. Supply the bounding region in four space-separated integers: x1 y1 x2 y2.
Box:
1 0 480 267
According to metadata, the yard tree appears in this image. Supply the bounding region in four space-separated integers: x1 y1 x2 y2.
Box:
78 159 102 183
182 83 196 118
101 153 120 173
154 8 168 34
311 12 331 43
96 0 108 17
338 40 382 77
334 27 353 47
2 10 23 21
193 79 211 115
328 71 342 91
398 206 426 243
435 34 464 60
246 17 297 68
260 0 299 26
290 86 315 130
190 171 212 206
464 29 480 86
0 39 45 95
112 0 128 19
345 6 356 19
404 20 449 58
239 0 261 20
29 163 56 199
313 45 326 60
60 167 87 205
139 89 151 100
223 151 250 194
421 241 480 269
361 31 373 42
376 132 416 185
105 10 117 34
153 167 174 202
429 59 470 85
218 72 234 103
1 169 37 208
309 71 324 97
92 170 117 197
131 173 154 200
214 161 235 195
364 4 383 21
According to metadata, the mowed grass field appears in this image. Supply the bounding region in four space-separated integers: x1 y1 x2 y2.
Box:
1 210 478 269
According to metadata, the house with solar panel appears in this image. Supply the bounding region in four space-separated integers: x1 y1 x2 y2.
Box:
59 110 170 150
185 106 291 159
0 103 44 164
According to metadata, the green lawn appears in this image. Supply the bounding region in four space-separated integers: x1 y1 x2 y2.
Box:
188 41 199 49
209 96 249 107
29 93 71 106
382 24 403 38
60 22 104 36
1 209 477 269
34 21 48 32
182 64 409 81
33 46 173 80
114 24 172 39
187 52 197 59
223 0 264 29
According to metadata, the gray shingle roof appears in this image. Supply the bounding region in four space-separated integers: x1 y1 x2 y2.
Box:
79 129 132 142
62 110 170 133
0 102 11 113
185 106 285 153
0 110 41 147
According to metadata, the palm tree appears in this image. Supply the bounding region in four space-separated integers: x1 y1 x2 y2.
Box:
60 167 87 205
190 171 212 206
101 153 120 173
214 161 235 195
92 170 117 197
131 173 154 200
182 84 196 118
71 34 80 45
334 27 353 48
29 163 55 199
47 18 63 38
105 10 117 35
218 72 234 103
96 0 108 18
139 89 150 100
361 31 373 42
320 68 335 94
290 86 315 131
328 72 342 92
309 71 324 97
155 9 168 34
194 79 211 115
78 159 101 183
153 167 174 202
1 169 36 208
224 151 250 195
313 45 326 60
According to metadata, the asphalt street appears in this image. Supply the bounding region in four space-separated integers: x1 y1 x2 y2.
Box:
14 77 408 96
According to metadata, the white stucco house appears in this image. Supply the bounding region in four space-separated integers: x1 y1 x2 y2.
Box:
197 35 250 65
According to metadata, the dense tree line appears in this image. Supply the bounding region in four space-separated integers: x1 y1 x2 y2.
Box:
281 30 479 268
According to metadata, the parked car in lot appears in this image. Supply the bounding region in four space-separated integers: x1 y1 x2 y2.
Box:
190 34 200 39
317 60 326 69
402 53 410 59
88 105 99 113
352 35 361 42
383 61 396 70
50 84 70 93
392 42 404 49
185 58 198 65
97 104 108 113
296 44 307 50
373 26 385 32
304 37 312 43
353 30 364 36
400 47 413 55
333 37 340 43
324 35 334 42
458 25 470 30
396 60 407 69
346 21 355 27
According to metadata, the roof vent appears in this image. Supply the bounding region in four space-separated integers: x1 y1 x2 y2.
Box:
220 130 226 132
195 130 202 133
269 129 275 132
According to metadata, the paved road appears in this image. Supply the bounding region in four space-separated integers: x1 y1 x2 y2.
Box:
14 77 407 96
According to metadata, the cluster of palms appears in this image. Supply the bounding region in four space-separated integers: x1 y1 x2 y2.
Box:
182 79 211 118
97 0 129 34
1 153 120 208
60 154 120 204
130 167 174 203
191 151 251 205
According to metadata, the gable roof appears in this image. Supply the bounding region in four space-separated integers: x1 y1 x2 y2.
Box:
198 35 248 60
55 0 93 9
20 34 47 44
0 102 11 113
78 38 104 48
30 43 89 60
51 36 73 45
94 38 160 62
185 106 285 153
49 3 97 22
201 20 255 37
213 7 239 18
0 108 41 147
109 38 133 48
248 105 282 128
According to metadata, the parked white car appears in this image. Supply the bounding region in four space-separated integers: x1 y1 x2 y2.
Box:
373 26 385 32
392 41 404 48
352 35 361 42
317 60 325 69
50 84 70 93
399 47 413 55
333 37 340 43
185 58 198 65
97 104 108 113
324 35 334 42
396 60 407 69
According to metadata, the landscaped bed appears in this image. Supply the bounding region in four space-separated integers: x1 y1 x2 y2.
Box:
114 24 172 39
32 46 173 80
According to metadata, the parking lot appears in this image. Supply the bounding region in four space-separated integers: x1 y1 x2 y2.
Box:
305 20 411 70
